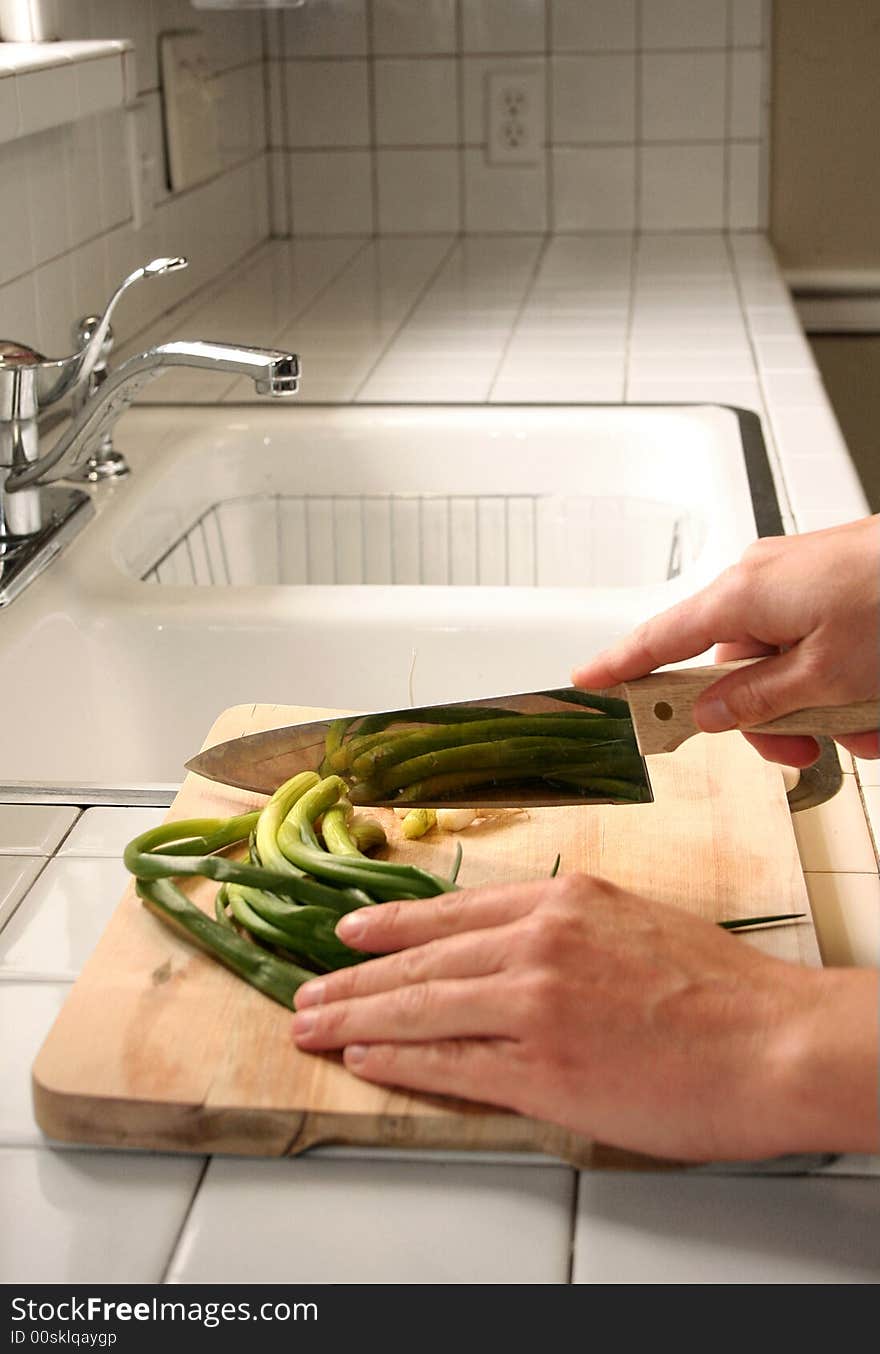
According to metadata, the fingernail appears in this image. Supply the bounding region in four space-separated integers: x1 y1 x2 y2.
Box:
696 696 737 732
292 1010 316 1037
336 912 367 943
345 1044 368 1066
295 979 326 1009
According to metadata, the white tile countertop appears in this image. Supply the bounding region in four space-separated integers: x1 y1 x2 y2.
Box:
2 232 878 1285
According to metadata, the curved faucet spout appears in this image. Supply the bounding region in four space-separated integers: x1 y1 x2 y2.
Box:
6 340 301 492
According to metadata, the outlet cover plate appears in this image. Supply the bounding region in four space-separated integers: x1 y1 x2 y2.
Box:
486 66 544 166
160 30 221 193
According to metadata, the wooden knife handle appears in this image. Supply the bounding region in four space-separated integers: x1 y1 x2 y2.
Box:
624 660 880 755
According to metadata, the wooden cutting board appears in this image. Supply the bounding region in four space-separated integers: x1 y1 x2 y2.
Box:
32 703 820 1169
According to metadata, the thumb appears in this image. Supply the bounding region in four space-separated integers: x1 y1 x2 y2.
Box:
695 650 816 732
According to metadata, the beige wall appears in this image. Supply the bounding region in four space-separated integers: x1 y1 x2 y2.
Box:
810 337 880 510
771 0 880 269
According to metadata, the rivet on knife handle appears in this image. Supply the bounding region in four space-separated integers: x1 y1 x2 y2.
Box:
623 661 880 756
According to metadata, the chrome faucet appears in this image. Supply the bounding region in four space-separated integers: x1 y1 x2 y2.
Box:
0 254 301 606
5 339 300 492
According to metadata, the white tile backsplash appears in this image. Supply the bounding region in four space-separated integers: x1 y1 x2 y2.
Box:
551 0 637 51
462 0 547 54
640 0 728 50
731 49 765 140
641 52 727 142
372 0 458 55
640 144 725 229
281 0 368 57
3 0 267 351
552 146 637 230
464 152 548 231
272 1 770 236
377 148 460 232
288 149 373 234
284 59 370 147
552 55 636 143
375 58 459 145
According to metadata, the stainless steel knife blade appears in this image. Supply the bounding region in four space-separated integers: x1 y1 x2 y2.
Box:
184 687 653 808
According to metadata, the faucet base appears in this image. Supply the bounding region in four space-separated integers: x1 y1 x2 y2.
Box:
78 448 130 482
0 486 94 607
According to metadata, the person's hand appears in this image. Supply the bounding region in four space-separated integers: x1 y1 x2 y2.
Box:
572 515 880 768
292 877 879 1161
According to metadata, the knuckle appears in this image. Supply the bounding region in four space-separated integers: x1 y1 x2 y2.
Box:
318 1001 350 1039
397 945 429 986
519 968 559 1021
394 981 430 1022
727 677 779 726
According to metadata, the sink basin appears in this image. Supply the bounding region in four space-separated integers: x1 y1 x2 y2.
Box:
0 404 780 786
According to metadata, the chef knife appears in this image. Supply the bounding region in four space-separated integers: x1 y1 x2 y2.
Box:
184 660 880 808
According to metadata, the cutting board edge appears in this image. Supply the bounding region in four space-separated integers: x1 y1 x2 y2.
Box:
31 1070 607 1166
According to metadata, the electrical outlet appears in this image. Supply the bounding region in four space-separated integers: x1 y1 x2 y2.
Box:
486 67 544 166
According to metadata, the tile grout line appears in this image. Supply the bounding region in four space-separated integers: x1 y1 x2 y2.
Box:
0 812 83 943
486 235 552 401
722 0 733 228
622 232 639 402
365 0 380 236
158 1156 212 1286
565 1166 581 1285
634 0 644 231
454 0 466 233
722 231 795 523
349 236 461 400
544 0 554 234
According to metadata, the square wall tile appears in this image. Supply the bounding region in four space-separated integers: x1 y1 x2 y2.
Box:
375 58 458 146
552 55 635 143
76 53 124 118
284 60 369 147
25 128 71 267
0 139 34 284
641 0 727 49
281 0 367 56
268 148 289 235
377 149 460 232
289 150 373 234
267 57 285 147
732 0 766 47
372 0 457 54
728 142 762 229
552 146 636 230
642 53 726 142
731 49 764 140
0 72 21 144
551 0 636 51
17 63 78 136
462 0 547 53
464 152 547 231
639 144 724 229
33 254 76 357
0 273 38 344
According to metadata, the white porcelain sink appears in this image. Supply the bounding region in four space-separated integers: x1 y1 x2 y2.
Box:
0 404 778 786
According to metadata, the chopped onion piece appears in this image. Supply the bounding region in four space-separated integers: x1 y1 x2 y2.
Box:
436 808 478 832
